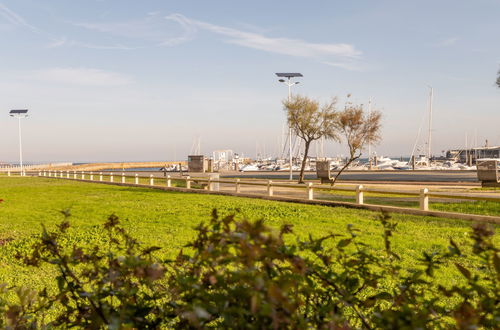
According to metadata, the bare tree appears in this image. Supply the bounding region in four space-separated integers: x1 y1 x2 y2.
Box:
331 97 382 185
283 95 339 183
496 69 500 88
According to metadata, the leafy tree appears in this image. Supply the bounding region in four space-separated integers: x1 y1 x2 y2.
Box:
332 95 382 185
496 68 500 88
283 95 339 183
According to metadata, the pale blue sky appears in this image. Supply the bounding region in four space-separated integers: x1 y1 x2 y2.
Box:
1 0 499 162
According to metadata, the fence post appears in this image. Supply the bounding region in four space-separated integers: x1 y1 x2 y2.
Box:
207 177 212 191
38 171 41 176
43 171 46 177
166 175 171 187
135 173 139 184
186 176 191 189
99 172 103 181
419 188 429 211
66 171 69 179
235 178 241 193
122 172 126 184
307 182 314 200
267 180 273 196
356 185 364 205
90 172 94 181
110 172 114 183
81 171 85 180
7 170 10 177
72 171 76 179
150 175 154 186
60 171 64 178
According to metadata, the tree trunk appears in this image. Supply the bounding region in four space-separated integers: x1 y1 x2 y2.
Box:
331 154 360 186
299 141 311 183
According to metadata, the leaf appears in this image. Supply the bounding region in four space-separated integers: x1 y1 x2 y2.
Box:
337 239 352 248
143 246 162 254
455 263 471 280
493 253 500 274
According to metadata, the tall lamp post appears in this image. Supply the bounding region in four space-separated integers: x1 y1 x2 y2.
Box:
9 109 29 176
276 72 302 181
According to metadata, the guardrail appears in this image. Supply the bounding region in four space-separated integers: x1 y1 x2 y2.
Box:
26 170 500 215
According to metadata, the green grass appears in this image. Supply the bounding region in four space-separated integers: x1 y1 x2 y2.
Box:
0 176 498 292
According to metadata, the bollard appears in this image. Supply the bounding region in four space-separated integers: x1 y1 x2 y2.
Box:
66 171 69 179
356 185 364 205
99 172 103 181
81 171 85 180
110 172 114 182
43 171 46 177
419 188 429 211
135 173 139 185
38 171 42 176
150 174 154 186
73 171 77 179
307 182 314 200
235 178 241 193
7 171 10 177
90 172 94 181
267 180 273 196
186 176 191 189
166 175 171 187
122 172 126 184
60 171 63 178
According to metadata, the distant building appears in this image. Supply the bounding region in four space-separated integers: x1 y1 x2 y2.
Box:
446 146 500 163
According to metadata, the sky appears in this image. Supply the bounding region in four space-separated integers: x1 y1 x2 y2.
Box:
0 0 499 163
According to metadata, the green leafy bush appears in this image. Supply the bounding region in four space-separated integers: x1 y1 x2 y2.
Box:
0 210 498 329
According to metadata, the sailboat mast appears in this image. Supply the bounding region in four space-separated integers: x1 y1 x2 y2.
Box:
368 97 372 160
427 87 433 159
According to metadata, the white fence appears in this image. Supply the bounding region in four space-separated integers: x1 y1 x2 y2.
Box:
26 170 500 218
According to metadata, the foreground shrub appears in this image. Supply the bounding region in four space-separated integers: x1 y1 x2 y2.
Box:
0 210 498 329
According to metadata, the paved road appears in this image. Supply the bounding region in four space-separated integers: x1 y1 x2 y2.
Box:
106 170 479 184
222 171 479 183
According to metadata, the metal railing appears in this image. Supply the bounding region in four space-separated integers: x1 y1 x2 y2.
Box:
27 170 500 215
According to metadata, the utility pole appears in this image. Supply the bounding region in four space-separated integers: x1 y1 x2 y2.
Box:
427 86 433 160
276 73 302 180
9 109 29 176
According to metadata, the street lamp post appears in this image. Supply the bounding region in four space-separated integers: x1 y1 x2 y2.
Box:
9 109 29 176
276 73 302 181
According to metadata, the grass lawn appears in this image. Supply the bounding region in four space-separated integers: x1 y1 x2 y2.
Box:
0 176 498 292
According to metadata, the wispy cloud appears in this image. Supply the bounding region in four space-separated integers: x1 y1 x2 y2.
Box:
30 67 134 86
166 14 361 60
74 12 363 69
73 12 195 47
0 3 40 34
435 37 459 47
0 4 364 70
0 3 143 50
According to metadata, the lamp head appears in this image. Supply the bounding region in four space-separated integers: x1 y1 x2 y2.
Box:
278 79 285 83
9 109 28 118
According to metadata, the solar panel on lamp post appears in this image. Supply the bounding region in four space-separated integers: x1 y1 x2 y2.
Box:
9 109 29 176
275 73 302 181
